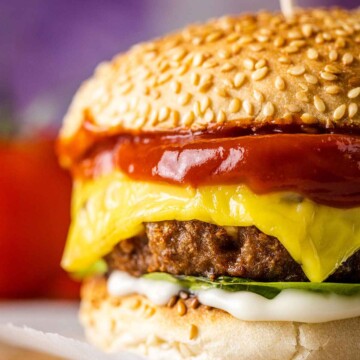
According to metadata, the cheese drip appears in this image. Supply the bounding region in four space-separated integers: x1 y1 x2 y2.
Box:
62 171 360 282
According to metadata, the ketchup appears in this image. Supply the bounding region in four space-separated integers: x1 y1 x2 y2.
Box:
73 133 360 208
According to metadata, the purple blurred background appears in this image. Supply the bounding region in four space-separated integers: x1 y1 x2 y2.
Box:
0 0 358 135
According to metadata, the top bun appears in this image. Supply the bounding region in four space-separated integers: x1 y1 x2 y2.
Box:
60 8 360 143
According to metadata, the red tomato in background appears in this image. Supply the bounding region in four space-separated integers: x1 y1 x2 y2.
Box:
0 138 80 298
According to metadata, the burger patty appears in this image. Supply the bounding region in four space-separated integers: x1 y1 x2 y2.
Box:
105 220 360 282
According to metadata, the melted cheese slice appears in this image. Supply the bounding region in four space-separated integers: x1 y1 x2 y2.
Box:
62 171 360 282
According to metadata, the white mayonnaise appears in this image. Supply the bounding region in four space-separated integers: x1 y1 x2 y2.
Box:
107 271 183 305
107 271 360 323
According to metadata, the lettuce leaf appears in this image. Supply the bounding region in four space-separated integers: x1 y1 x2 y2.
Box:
144 272 360 299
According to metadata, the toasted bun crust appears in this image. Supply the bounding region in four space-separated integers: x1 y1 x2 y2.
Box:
81 277 360 360
61 8 360 148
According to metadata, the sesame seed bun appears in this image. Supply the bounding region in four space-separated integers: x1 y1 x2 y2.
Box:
60 7 360 152
81 277 360 360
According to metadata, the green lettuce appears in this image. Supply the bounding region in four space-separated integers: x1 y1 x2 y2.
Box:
144 272 360 300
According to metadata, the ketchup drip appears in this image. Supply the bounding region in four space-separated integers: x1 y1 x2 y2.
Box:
74 134 360 208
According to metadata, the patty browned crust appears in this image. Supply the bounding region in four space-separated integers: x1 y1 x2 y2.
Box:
106 220 360 282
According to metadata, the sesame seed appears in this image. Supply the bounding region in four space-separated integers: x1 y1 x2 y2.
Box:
144 306 156 318
320 71 337 81
171 48 187 61
278 56 291 64
192 53 205 67
324 64 341 74
287 65 306 76
202 73 214 84
191 72 200 86
129 298 141 310
333 104 347 120
206 31 223 43
231 43 242 55
204 108 215 122
243 58 255 70
284 45 299 54
287 104 301 113
325 85 341 95
218 49 231 59
315 33 324 44
189 324 198 340
287 30 303 40
135 116 146 128
301 24 313 38
229 98 241 113
253 90 264 102
282 113 293 123
192 36 203 46
157 72 172 85
202 59 218 68
216 87 229 97
170 110 180 126
275 76 286 90
349 103 358 118
189 297 200 309
307 48 319 60
329 50 338 61
200 96 211 113
221 62 236 72
118 82 133 95
342 53 354 65
198 81 213 93
226 33 240 43
296 91 309 102
158 106 170 121
170 81 181 94
159 61 170 73
239 35 253 45
323 32 332 41
178 92 192 105
256 35 269 43
148 109 159 125
290 40 306 48
216 110 227 123
299 82 309 92
348 87 360 99
252 67 269 81
304 73 318 84
335 38 346 48
234 72 246 88
314 96 326 112
255 59 266 69
243 100 254 115
249 44 264 52
193 101 201 117
263 102 275 117
177 64 189 75
177 299 187 316
182 111 195 126
273 36 285 47
301 113 317 124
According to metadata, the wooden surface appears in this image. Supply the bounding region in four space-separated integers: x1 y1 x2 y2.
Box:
0 342 64 360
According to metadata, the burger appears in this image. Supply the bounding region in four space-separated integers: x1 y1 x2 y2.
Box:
58 7 360 360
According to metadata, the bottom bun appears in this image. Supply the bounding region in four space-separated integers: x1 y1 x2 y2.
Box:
80 277 360 360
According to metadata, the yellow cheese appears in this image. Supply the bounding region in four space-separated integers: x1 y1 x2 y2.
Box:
62 171 360 282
